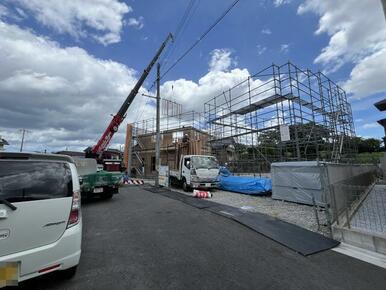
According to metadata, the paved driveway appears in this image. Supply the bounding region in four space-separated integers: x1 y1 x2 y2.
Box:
18 186 386 289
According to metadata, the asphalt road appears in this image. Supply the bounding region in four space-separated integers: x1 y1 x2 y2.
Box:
18 186 386 289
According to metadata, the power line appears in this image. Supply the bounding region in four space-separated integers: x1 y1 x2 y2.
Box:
150 0 240 90
159 0 199 69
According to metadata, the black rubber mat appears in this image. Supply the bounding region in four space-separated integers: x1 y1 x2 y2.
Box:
143 187 171 193
145 186 339 256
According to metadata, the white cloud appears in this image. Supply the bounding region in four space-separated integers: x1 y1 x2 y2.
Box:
362 123 379 129
0 4 8 18
273 0 292 7
280 44 290 53
159 49 252 113
15 7 27 19
261 28 272 35
257 45 267 55
161 68 250 113
12 0 132 45
208 48 236 72
0 20 155 152
344 48 386 99
160 49 276 119
298 0 386 99
126 16 144 30
0 23 255 152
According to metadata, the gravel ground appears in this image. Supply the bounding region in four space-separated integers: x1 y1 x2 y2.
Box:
141 178 330 236
169 186 331 237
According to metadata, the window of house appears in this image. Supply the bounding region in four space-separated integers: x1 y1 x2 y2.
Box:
172 131 183 143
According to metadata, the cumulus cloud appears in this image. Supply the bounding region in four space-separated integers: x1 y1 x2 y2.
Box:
0 20 155 152
208 48 236 72
11 0 132 45
126 16 144 30
0 24 253 152
298 0 386 99
344 48 386 99
161 68 250 112
160 48 273 116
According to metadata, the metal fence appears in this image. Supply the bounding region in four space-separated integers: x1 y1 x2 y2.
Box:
349 185 386 235
329 170 381 232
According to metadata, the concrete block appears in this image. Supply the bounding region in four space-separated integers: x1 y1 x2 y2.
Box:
332 224 386 255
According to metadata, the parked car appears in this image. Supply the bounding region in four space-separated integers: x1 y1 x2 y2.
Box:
0 152 82 285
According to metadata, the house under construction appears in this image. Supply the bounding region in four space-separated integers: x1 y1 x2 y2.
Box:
126 62 356 176
128 111 210 178
204 62 356 173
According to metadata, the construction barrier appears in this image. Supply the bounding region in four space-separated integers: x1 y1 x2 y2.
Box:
193 190 212 198
124 179 144 185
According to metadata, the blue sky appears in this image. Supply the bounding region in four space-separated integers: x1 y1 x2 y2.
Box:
0 0 385 152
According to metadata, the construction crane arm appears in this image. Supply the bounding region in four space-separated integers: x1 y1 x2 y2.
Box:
90 33 173 155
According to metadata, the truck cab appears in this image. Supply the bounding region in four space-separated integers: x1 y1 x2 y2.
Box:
170 155 220 191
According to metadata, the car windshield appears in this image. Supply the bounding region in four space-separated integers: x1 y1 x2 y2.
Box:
0 161 72 201
191 156 219 169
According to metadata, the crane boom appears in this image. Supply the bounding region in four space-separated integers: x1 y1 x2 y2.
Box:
90 33 173 156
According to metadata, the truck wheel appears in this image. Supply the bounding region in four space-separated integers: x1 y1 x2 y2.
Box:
182 179 191 192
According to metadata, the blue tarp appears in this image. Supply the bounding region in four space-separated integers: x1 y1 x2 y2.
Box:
219 174 272 195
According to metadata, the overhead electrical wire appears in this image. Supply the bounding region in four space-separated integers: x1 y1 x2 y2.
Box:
149 0 241 91
159 0 199 71
133 0 198 125
161 0 240 80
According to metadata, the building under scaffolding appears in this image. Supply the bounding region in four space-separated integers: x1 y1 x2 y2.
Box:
129 111 210 178
204 62 356 173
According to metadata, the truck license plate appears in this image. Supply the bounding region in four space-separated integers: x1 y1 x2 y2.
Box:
93 187 103 193
205 183 211 187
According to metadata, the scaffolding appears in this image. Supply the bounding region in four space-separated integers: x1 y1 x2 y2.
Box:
133 110 206 136
204 62 356 174
130 111 210 177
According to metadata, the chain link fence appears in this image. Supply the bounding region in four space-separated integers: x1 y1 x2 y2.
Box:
329 170 381 233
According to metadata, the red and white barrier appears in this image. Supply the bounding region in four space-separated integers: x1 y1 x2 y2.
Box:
193 190 212 198
124 179 144 185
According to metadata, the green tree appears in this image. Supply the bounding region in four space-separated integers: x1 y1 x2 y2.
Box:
353 137 382 153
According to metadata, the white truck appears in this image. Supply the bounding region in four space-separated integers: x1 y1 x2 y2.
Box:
169 155 220 191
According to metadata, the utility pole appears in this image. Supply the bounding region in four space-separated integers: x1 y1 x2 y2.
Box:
155 63 161 187
20 129 28 152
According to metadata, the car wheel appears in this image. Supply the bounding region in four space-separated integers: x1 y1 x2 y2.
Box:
61 266 77 279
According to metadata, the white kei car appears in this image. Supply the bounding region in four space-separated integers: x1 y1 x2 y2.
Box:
0 152 82 285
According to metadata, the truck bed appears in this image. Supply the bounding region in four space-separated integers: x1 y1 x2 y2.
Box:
169 170 180 179
81 171 121 192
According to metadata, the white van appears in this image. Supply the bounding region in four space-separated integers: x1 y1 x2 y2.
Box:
0 152 82 285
